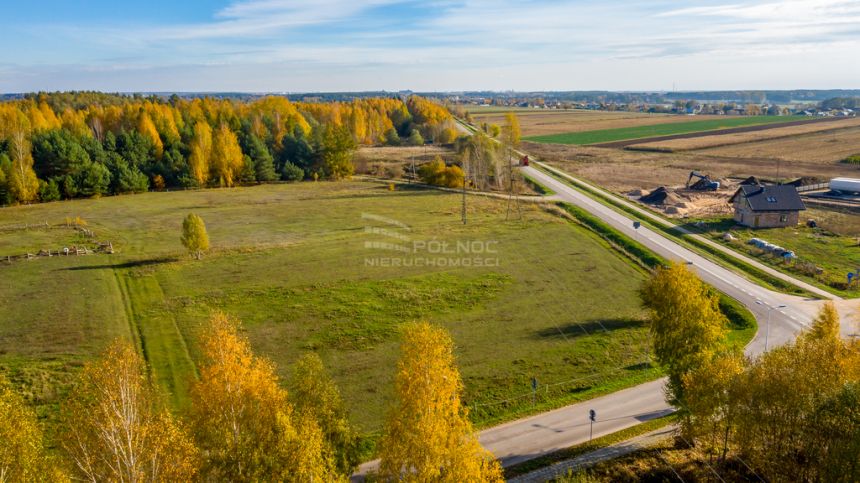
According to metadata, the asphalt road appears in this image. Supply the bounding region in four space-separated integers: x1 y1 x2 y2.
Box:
523 163 824 355
351 134 839 481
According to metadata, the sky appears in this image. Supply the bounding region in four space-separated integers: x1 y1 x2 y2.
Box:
2 0 860 93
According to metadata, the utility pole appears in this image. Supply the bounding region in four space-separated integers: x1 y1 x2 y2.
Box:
461 167 467 225
505 143 522 220
410 151 415 184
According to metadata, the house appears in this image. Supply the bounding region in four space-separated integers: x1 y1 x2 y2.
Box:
729 185 806 228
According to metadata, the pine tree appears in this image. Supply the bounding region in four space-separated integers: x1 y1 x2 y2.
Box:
181 213 210 260
379 322 503 482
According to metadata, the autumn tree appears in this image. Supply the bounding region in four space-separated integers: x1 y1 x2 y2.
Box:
640 262 727 405
318 126 356 180
502 113 521 148
682 350 745 463
188 121 212 186
683 302 860 481
0 375 62 481
59 341 198 482
190 313 340 482
378 322 503 482
181 213 210 259
211 123 245 187
291 353 361 475
418 157 464 188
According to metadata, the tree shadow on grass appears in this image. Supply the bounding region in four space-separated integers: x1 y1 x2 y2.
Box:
534 317 646 340
59 257 179 271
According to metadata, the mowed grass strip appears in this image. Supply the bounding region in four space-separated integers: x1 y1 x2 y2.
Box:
525 116 805 145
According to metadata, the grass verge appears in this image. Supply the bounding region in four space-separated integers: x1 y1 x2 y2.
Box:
503 413 678 478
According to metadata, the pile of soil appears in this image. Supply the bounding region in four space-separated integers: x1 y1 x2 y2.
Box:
640 187 685 205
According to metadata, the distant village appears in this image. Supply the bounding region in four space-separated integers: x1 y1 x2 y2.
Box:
448 95 856 117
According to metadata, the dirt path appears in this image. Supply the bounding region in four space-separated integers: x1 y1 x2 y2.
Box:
592 117 850 148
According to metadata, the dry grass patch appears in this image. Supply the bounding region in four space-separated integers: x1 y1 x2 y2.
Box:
696 124 860 163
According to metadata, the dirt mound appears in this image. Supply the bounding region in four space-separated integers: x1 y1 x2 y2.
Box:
640 187 685 205
786 176 822 187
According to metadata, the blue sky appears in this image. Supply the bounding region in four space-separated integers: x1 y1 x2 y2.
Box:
2 0 860 92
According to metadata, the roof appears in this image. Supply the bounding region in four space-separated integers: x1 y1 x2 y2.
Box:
730 184 806 212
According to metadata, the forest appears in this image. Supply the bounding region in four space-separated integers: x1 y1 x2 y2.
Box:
0 92 460 205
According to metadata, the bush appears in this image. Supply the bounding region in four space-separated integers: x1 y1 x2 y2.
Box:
281 162 304 182
38 179 61 202
418 157 463 188
842 154 860 165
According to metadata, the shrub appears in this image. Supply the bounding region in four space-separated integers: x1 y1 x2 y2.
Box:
281 162 305 182
842 154 860 165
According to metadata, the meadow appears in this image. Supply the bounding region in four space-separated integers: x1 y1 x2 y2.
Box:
0 181 661 440
697 124 860 163
525 116 806 145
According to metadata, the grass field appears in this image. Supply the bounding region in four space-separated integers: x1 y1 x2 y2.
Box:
688 214 860 296
525 116 806 145
0 181 665 443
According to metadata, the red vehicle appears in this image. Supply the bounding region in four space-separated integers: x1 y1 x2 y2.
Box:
520 155 530 166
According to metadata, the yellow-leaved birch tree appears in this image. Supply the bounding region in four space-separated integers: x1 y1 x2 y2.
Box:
190 312 340 482
59 341 198 482
379 322 503 482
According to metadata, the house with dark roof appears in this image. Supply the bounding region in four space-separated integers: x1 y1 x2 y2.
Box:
729 185 806 228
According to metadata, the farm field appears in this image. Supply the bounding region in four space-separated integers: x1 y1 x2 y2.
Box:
469 109 696 137
697 124 860 163
525 116 806 145
0 181 662 442
524 141 859 194
627 117 860 153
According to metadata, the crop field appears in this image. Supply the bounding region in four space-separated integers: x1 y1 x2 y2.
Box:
0 181 666 440
627 117 860 153
525 116 806 145
696 124 860 163
469 109 700 137
525 139 860 194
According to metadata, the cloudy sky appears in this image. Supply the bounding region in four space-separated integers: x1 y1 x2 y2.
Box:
2 0 860 92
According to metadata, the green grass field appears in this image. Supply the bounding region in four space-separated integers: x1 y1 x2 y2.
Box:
688 216 860 297
0 181 664 440
525 116 805 145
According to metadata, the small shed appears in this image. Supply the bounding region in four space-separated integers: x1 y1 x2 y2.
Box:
729 185 805 228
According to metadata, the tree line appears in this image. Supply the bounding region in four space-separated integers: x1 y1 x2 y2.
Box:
642 262 860 481
0 316 503 482
0 93 458 205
